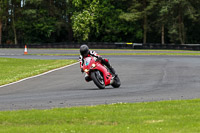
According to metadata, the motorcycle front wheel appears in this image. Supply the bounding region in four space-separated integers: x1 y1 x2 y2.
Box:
91 71 105 89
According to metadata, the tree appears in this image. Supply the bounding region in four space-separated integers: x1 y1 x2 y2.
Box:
185 0 200 43
66 0 74 42
0 3 3 44
71 0 141 42
71 0 100 42
94 0 140 42
150 0 170 44
0 0 7 44
1 0 200 45
10 0 21 44
16 0 57 43
119 0 157 44
165 0 199 44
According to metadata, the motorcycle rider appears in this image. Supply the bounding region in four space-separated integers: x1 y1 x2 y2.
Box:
79 44 117 82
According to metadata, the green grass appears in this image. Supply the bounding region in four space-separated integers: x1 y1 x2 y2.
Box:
0 99 200 133
0 58 77 86
31 52 200 56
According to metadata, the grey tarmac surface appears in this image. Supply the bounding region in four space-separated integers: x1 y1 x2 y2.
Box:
1 48 200 55
0 49 200 110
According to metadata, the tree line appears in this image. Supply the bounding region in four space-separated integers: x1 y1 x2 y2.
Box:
0 0 200 45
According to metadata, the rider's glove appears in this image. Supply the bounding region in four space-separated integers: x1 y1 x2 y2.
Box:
96 57 103 62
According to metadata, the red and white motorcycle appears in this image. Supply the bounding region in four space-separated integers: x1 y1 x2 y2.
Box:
82 56 121 89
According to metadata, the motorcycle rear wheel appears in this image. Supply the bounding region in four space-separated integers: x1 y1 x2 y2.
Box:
111 76 121 88
91 71 105 89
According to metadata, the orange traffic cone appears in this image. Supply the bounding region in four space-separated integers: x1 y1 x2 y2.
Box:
24 45 28 55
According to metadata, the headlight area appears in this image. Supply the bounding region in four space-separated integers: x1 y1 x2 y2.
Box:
91 63 96 68
84 64 96 73
84 69 89 73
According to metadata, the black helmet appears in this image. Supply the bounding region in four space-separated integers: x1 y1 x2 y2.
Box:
80 44 89 57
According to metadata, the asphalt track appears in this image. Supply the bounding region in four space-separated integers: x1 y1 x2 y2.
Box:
0 49 200 110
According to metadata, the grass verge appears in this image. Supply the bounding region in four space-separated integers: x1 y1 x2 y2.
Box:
0 58 77 86
0 99 200 132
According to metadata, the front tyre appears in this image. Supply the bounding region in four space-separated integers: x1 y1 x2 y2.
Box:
91 71 105 89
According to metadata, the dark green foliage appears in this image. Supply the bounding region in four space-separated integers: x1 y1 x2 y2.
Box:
0 0 200 44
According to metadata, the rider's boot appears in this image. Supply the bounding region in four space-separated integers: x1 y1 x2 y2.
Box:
109 67 117 76
102 59 117 77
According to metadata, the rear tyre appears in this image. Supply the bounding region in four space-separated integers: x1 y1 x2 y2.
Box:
91 71 105 89
111 76 121 88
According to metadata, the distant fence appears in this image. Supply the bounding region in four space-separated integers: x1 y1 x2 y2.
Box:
142 43 200 50
0 42 200 50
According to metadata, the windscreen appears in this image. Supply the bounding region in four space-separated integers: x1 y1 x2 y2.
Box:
85 57 91 66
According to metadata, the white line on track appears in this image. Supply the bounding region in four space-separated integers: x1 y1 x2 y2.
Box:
0 62 79 88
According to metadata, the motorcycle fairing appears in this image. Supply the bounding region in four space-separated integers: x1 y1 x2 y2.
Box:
94 63 112 86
